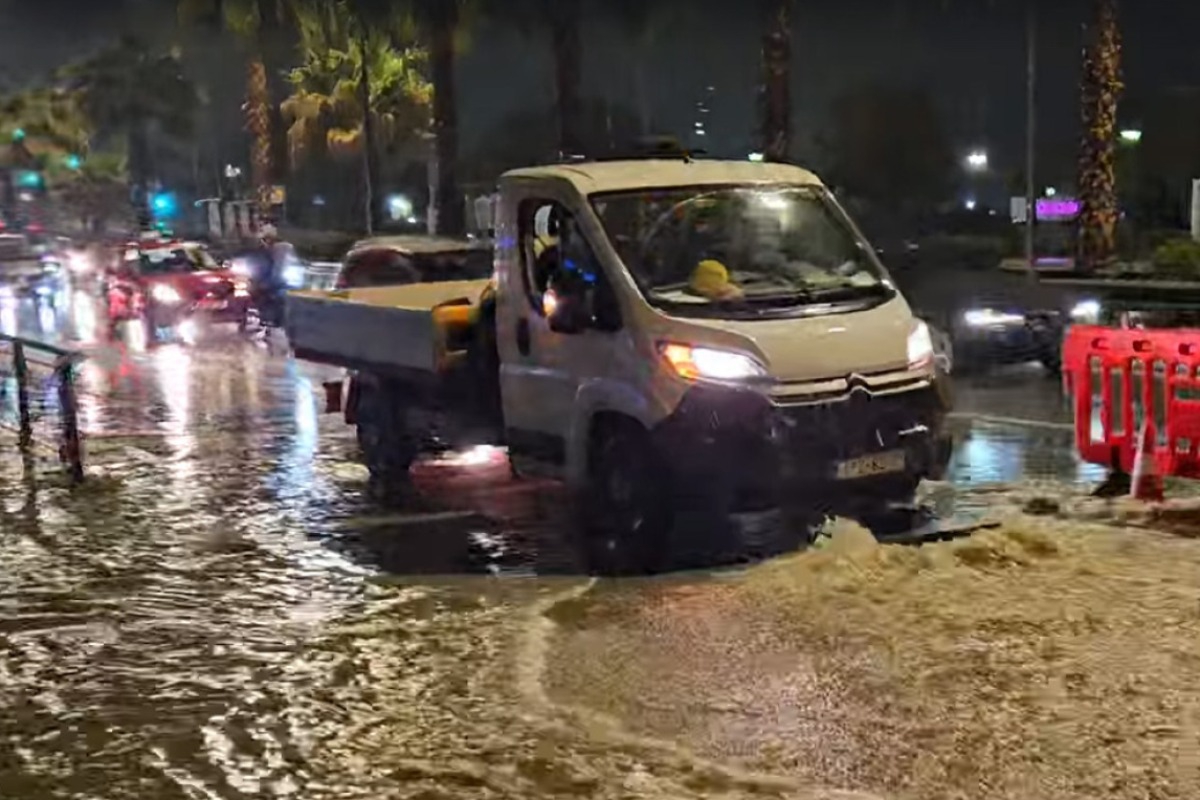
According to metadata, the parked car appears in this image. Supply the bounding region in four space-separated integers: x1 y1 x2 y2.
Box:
335 235 493 289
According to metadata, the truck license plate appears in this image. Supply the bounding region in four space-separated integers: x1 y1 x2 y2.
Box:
835 450 905 480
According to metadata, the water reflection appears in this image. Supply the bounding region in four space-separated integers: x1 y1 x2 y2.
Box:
36 300 56 336
0 291 16 335
69 289 98 345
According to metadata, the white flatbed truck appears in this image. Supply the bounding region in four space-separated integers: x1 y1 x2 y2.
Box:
287 156 953 570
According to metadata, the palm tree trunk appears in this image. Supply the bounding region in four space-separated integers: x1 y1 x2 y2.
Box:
1076 0 1122 272
246 57 273 228
760 0 792 162
358 30 380 235
551 0 582 157
429 0 464 236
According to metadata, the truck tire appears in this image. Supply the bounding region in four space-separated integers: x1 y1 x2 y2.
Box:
355 380 419 504
581 421 672 575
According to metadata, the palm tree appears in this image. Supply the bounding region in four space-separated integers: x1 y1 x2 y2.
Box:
1076 0 1122 271
179 0 298 224
760 0 792 162
61 37 197 228
283 0 431 231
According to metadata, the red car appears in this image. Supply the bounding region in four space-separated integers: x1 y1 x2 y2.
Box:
106 240 250 344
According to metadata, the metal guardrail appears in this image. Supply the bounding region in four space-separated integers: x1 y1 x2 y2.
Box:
0 334 85 484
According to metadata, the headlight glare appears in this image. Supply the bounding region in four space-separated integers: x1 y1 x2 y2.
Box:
907 321 934 369
660 342 767 381
963 308 1025 327
1070 299 1100 322
151 284 182 304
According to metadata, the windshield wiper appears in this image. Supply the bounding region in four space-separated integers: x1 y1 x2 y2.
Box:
741 282 887 306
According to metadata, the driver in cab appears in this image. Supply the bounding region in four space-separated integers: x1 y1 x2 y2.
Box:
681 199 743 301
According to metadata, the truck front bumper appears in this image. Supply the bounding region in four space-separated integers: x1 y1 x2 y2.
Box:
650 378 952 515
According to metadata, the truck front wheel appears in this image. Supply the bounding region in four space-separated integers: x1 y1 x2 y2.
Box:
355 380 419 504
581 421 672 575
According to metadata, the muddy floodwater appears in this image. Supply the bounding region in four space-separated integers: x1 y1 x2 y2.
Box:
1 294 1185 799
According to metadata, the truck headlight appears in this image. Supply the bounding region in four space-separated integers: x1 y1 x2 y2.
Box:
1070 299 1100 322
151 284 182 304
963 308 1025 327
907 321 934 369
660 342 767 381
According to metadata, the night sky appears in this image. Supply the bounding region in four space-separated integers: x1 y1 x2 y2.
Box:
2 0 1198 176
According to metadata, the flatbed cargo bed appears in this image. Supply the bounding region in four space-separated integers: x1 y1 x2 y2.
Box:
285 279 491 377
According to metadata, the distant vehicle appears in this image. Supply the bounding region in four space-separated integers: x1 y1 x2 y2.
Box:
944 300 1063 375
0 232 65 299
105 239 250 345
335 235 493 289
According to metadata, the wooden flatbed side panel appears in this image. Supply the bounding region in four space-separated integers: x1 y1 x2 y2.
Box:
291 279 490 311
287 294 441 372
285 279 490 374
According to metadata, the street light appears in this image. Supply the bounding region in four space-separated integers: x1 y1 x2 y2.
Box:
965 150 988 170
1119 129 1142 143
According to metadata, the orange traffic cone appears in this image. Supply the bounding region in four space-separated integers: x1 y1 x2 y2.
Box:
1130 421 1165 502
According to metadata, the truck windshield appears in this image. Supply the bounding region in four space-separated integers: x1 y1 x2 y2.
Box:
591 185 891 313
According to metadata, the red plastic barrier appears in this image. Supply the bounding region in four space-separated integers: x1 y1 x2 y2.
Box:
1063 325 1200 479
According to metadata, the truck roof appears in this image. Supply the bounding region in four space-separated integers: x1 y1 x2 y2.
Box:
501 159 824 195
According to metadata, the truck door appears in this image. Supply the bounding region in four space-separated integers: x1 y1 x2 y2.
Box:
501 196 625 478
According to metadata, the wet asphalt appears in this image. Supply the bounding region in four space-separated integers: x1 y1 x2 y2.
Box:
0 285 1106 799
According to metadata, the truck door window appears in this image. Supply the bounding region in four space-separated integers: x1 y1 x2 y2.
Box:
518 199 617 328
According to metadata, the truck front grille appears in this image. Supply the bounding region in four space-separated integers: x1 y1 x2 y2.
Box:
776 388 937 459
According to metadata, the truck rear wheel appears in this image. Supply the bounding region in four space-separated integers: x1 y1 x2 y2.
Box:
581 421 672 575
355 380 419 504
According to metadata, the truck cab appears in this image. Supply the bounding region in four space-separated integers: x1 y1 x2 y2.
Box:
288 157 952 570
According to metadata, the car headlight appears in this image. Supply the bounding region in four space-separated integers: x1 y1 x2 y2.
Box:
907 321 934 369
282 263 306 288
1070 299 1100 322
660 342 767 381
151 284 182 304
963 308 1025 327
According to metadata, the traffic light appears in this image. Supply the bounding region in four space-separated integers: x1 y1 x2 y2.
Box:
64 154 81 170
150 191 178 219
14 170 42 189
11 128 24 142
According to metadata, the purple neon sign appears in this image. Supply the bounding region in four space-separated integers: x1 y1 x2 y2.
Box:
1036 198 1081 219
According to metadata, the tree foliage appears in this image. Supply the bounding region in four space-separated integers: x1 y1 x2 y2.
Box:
281 0 431 165
60 37 197 175
0 89 90 158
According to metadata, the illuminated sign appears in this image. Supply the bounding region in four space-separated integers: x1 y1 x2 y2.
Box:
1036 198 1080 220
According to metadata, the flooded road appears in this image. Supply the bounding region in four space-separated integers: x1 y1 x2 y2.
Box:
0 289 1108 799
